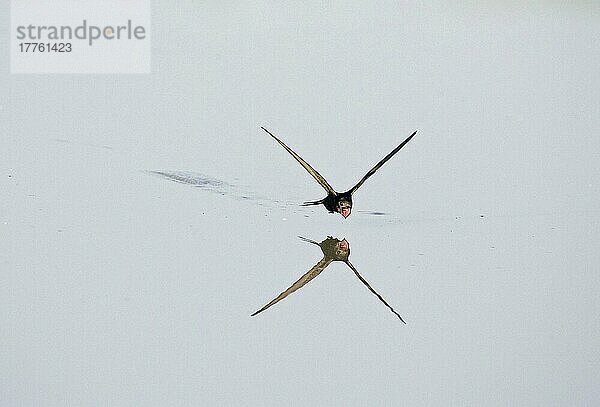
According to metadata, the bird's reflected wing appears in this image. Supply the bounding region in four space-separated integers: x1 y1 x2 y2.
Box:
348 130 417 194
345 260 406 323
261 127 336 194
251 257 333 316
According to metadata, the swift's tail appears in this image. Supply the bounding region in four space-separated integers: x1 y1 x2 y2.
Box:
297 236 320 246
300 199 324 206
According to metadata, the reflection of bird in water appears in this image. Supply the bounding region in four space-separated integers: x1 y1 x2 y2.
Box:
261 127 417 219
252 236 406 323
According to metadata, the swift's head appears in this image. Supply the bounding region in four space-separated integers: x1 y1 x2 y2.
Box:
320 236 350 261
334 238 350 260
336 197 352 219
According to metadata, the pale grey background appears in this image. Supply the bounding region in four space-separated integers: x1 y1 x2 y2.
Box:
2 2 599 406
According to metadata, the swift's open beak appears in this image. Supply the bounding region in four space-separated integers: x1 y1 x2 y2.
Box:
339 239 349 251
340 207 351 218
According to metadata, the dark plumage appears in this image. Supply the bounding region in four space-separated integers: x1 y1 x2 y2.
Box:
261 126 417 218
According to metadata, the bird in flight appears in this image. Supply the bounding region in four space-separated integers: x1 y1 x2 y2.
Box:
251 236 406 323
261 126 417 218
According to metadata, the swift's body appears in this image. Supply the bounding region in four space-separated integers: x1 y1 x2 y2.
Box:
261 127 417 218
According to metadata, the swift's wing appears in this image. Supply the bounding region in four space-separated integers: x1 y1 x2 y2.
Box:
251 257 333 316
261 127 336 194
348 130 417 194
345 260 406 323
